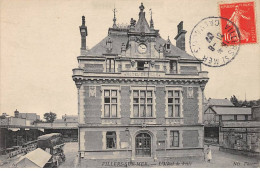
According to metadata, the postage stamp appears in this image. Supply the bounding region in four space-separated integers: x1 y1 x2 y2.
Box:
219 1 257 44
189 17 240 67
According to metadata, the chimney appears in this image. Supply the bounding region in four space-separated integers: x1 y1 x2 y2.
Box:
14 109 19 118
79 16 88 55
174 21 187 51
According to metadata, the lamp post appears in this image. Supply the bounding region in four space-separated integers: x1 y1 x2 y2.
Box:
125 128 130 160
163 128 167 153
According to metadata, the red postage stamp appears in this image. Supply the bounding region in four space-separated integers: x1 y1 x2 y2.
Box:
219 1 257 45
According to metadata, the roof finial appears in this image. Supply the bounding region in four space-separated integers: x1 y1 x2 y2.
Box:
139 2 144 12
149 8 154 29
112 6 117 28
82 16 85 26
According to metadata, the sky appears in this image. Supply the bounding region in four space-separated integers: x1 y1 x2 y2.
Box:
1 0 260 119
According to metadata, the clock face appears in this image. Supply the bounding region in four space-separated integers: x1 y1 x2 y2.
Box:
138 44 147 54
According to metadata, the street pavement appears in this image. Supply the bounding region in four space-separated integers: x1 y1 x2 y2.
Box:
59 143 259 168
1 142 258 168
59 142 79 168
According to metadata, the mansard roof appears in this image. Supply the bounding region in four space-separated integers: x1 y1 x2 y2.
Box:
86 34 128 56
86 34 196 60
85 3 197 61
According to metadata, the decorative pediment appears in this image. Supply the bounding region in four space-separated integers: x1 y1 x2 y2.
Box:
134 3 151 33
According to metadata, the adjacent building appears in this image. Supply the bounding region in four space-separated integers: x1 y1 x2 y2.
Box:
14 109 40 124
204 98 252 144
219 121 260 156
72 3 209 161
252 106 260 121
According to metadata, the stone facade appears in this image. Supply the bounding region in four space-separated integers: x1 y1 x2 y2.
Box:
72 3 208 161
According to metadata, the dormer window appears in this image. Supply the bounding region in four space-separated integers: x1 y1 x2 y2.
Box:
166 36 171 52
166 43 170 50
137 61 149 70
170 60 177 74
106 37 113 52
106 58 115 72
137 61 145 70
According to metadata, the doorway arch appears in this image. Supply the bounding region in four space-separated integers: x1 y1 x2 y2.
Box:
135 133 151 157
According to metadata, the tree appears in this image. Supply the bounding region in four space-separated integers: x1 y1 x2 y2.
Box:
44 112 57 123
230 95 240 107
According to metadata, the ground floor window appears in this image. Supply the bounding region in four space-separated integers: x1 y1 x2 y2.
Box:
106 131 116 149
170 131 179 147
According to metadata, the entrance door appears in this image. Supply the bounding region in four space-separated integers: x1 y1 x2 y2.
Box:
135 133 151 157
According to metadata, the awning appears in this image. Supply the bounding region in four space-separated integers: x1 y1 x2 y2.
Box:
16 148 52 168
38 128 44 132
8 128 20 131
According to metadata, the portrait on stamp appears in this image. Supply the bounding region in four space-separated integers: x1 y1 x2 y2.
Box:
219 1 257 44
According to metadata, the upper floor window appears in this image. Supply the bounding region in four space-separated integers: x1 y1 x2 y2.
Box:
245 115 248 121
170 131 179 147
106 58 115 72
234 115 237 121
168 90 181 117
137 61 145 70
104 90 118 117
170 60 177 74
133 90 153 117
106 131 116 149
137 61 149 71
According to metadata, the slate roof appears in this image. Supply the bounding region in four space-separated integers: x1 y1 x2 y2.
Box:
85 2 197 61
155 37 196 60
86 34 128 56
86 33 197 60
208 98 234 106
212 106 251 115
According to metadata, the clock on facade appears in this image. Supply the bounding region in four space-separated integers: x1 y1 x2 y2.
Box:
138 44 147 54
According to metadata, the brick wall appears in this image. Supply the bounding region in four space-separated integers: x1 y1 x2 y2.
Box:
85 131 103 150
156 130 165 140
84 86 102 124
180 66 198 74
82 84 201 125
119 130 130 149
182 130 199 147
120 86 131 125
183 87 199 124
84 64 104 72
155 87 165 125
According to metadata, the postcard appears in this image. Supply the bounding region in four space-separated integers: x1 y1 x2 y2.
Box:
0 0 259 168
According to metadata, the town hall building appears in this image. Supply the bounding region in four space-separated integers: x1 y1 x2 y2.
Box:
72 3 209 162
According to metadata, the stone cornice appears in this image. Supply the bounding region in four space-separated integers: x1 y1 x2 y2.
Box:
78 124 204 128
77 56 201 63
72 76 208 86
